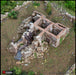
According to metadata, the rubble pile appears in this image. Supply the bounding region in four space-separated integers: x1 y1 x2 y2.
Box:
8 11 69 63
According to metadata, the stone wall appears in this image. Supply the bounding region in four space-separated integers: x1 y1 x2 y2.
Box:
8 11 69 62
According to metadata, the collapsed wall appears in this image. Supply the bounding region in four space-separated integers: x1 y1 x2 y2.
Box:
8 11 69 62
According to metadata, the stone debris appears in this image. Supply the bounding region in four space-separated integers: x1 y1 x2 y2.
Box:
65 64 75 75
24 64 28 66
8 11 69 63
16 61 21 65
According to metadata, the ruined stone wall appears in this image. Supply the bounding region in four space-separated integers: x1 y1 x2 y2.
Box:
8 11 69 62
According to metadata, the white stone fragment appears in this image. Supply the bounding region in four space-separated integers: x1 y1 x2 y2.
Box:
24 64 28 66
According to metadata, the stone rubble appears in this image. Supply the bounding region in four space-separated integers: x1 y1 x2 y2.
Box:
64 64 75 75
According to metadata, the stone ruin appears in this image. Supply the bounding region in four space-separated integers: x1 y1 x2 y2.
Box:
8 11 69 63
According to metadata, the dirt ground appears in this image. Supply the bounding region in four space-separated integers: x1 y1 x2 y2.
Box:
1 2 75 75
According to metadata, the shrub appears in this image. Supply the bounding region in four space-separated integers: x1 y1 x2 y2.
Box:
10 67 21 75
20 71 28 75
8 11 19 19
1 1 17 14
46 2 52 15
33 1 40 7
28 71 35 75
9 67 43 75
64 1 75 11
1 1 7 6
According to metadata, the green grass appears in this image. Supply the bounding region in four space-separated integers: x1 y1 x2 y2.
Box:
46 2 52 15
33 1 40 7
73 22 76 32
34 53 37 58
5 59 8 62
64 1 75 11
28 71 35 75
17 1 24 5
53 1 75 16
49 59 54 64
60 37 63 44
9 66 43 75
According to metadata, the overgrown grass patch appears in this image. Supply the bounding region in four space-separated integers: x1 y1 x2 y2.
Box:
73 22 76 32
33 1 40 8
54 1 75 16
64 1 75 11
17 1 24 5
9 66 43 75
46 2 52 15
34 52 37 58
60 37 63 44
48 58 54 64
51 16 63 23
33 1 40 7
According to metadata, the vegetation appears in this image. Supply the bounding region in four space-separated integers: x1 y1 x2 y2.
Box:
10 67 22 75
41 40 45 43
40 74 43 75
33 1 40 7
1 1 23 14
20 43 24 46
73 22 76 32
1 1 16 14
49 59 54 64
46 2 52 15
33 1 40 8
64 1 75 11
51 17 58 23
55 1 75 16
70 68 75 75
34 53 37 58
9 67 43 75
28 71 35 75
8 11 19 19
60 37 63 44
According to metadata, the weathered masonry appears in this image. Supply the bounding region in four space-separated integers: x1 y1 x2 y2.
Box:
8 11 69 61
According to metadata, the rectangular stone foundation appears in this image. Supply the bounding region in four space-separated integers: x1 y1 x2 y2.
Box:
9 11 69 55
